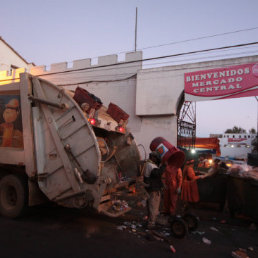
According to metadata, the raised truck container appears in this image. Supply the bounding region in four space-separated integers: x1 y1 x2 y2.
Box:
0 73 140 218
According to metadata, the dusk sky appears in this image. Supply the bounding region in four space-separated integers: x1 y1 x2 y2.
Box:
1 0 258 136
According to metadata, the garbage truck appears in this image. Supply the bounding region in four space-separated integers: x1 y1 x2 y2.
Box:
0 73 140 218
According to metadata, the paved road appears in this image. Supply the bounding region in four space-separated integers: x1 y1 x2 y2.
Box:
0 205 257 258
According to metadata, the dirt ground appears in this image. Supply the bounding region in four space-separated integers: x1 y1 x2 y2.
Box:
0 188 257 258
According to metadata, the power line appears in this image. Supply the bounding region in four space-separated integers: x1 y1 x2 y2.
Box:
1 49 258 86
42 44 258 79
61 26 258 62
1 41 258 83
138 26 258 51
32 41 258 77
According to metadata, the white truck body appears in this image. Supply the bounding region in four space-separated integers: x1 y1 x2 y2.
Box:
0 73 140 218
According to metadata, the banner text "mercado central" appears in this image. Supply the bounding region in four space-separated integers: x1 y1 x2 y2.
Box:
184 63 258 100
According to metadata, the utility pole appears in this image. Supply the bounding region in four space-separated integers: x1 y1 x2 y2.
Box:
135 7 138 52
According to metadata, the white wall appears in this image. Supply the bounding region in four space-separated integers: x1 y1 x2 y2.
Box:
136 67 184 115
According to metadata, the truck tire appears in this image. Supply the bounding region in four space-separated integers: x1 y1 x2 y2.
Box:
0 174 27 218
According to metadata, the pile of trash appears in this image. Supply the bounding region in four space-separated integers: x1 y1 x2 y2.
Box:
116 220 177 253
116 220 171 239
228 165 258 180
112 200 129 212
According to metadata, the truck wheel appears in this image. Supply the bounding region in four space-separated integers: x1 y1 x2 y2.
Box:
0 175 27 218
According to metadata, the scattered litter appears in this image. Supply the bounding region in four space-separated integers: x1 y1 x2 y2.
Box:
117 225 126 231
192 231 205 235
169 245 176 253
249 223 257 231
164 232 170 237
231 248 249 258
131 224 136 229
132 228 136 233
210 226 219 232
123 221 131 226
112 200 129 211
220 219 227 224
247 247 254 251
202 237 212 245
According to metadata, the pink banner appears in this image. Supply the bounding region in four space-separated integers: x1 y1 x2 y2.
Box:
184 63 258 101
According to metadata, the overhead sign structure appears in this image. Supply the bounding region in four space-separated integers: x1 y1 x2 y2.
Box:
184 62 258 101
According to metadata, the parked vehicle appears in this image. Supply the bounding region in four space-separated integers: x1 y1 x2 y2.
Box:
0 73 140 218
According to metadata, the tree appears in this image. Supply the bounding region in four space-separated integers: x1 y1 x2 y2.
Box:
224 126 246 134
249 128 256 134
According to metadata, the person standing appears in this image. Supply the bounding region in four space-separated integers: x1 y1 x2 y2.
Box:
162 165 183 216
144 152 165 229
181 159 204 203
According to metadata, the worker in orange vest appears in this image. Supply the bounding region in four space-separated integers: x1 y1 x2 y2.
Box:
162 164 183 215
181 159 204 203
